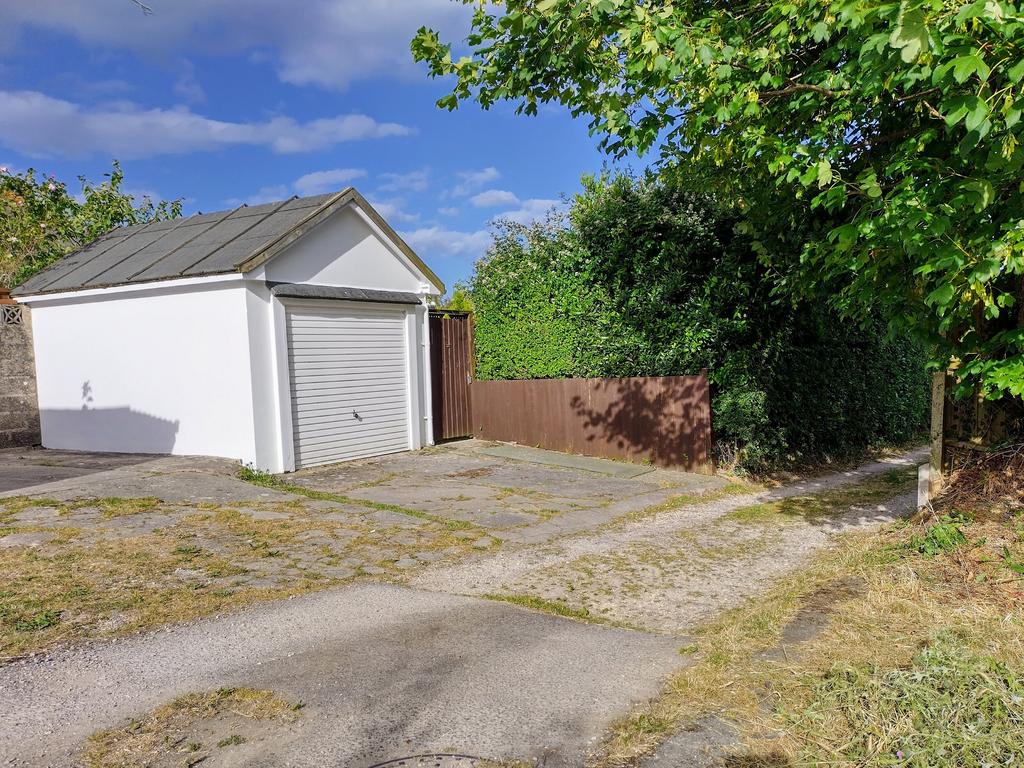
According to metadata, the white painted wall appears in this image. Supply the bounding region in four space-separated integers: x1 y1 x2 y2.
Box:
27 279 260 463
264 206 430 293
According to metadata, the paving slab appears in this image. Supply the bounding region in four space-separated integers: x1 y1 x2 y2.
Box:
477 443 657 479
0 448 154 494
0 583 681 768
0 453 296 504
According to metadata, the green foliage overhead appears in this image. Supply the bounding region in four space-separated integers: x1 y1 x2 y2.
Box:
469 175 929 470
413 0 1024 398
0 161 182 288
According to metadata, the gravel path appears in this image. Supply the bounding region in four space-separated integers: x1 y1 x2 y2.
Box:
412 449 928 633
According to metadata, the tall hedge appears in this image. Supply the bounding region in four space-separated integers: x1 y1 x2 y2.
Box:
470 175 930 471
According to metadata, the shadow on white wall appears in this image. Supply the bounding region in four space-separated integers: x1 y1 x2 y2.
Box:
40 404 180 455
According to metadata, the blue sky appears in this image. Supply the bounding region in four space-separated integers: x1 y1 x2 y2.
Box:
0 0 634 291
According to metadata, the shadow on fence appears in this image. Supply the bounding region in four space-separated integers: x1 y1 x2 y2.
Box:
470 373 712 472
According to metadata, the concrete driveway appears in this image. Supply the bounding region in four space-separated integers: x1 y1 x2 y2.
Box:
0 441 724 767
0 441 924 767
0 447 154 494
289 440 728 544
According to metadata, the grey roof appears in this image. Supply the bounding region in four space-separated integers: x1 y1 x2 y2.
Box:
14 188 445 297
269 283 422 305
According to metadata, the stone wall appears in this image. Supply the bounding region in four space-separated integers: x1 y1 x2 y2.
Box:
0 303 41 448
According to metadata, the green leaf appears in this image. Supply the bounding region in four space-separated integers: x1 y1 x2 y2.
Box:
1010 60 1024 83
965 98 990 132
536 0 559 12
926 283 955 308
889 3 929 63
969 258 1002 283
951 54 990 84
816 159 833 188
963 178 995 211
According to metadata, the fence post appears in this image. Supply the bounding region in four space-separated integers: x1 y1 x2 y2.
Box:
929 371 946 497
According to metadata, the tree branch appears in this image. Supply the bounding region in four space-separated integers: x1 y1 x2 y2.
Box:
758 82 846 100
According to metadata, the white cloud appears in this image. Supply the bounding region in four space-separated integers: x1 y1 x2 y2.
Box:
469 188 519 208
451 166 500 197
402 226 491 260
0 90 411 159
437 206 460 216
494 198 566 225
367 198 421 224
173 60 206 103
0 1 471 91
224 184 291 207
293 167 367 196
378 168 430 193
224 167 371 207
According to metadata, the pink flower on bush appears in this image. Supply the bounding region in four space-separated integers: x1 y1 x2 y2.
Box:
47 182 56 191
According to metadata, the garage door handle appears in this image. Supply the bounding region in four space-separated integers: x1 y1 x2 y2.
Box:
352 410 363 421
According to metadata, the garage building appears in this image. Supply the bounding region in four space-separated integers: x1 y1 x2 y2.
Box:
13 188 444 472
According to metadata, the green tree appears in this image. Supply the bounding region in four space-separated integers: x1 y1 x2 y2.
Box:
413 0 1024 397
0 161 181 289
439 283 476 312
469 174 929 470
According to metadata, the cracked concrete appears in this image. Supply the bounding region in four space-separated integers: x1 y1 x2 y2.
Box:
0 442 927 767
411 449 928 634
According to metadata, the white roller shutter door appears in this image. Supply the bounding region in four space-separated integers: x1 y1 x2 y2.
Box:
286 300 411 468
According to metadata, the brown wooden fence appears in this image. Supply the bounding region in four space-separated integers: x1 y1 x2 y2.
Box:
470 373 713 472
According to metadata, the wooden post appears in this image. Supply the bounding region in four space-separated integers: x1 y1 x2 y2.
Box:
929 371 946 496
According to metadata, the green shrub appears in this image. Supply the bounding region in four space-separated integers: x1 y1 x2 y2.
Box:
909 512 971 556
468 174 930 472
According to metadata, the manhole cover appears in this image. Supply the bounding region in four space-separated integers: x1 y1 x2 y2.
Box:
367 756 481 768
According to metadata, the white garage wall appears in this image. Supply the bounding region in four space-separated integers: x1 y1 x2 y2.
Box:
263 206 429 293
29 279 260 463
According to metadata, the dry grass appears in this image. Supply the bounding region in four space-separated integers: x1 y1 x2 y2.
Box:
939 442 1024 515
80 687 302 768
723 467 916 524
0 494 478 658
238 463 474 530
604 482 760 529
590 473 1024 768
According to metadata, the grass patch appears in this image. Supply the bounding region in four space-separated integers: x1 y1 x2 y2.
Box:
91 497 162 519
484 592 597 622
482 592 644 631
238 463 474 531
605 482 760 529
908 511 970 555
785 632 1024 766
722 467 916 525
80 687 300 768
589 497 1024 768
0 491 478 657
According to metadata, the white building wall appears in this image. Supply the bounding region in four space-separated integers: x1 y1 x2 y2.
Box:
263 206 430 293
28 280 260 463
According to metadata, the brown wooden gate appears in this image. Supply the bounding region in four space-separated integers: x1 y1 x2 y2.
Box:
429 311 474 441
